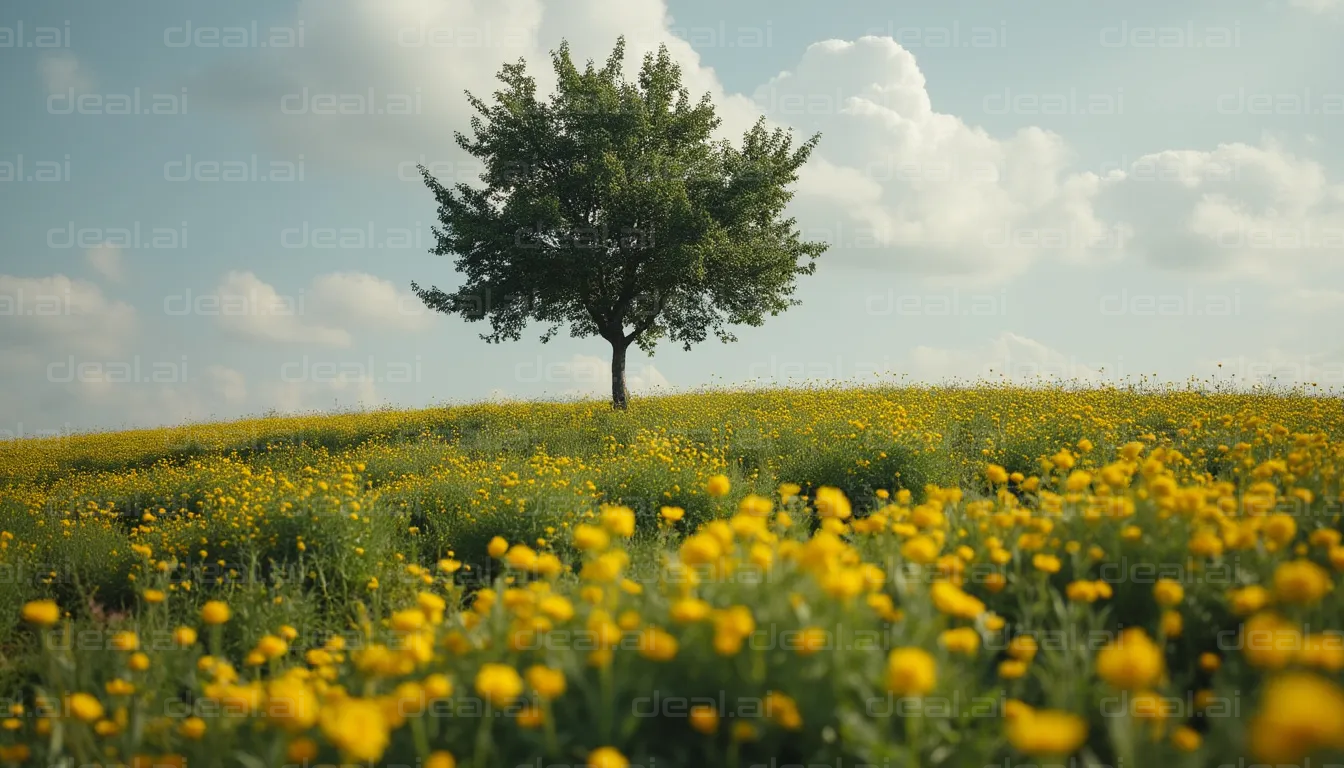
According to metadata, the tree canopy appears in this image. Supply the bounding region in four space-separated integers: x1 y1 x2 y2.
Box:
414 38 827 408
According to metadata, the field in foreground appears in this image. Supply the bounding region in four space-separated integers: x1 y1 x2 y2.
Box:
2 385 1344 767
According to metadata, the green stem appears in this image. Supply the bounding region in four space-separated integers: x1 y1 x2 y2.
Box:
542 698 559 756
473 704 493 768
411 713 430 758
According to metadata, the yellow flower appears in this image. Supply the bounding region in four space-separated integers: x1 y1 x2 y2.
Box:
1161 610 1183 637
487 536 509 558
538 595 575 622
588 747 629 768
265 677 318 732
1032 554 1061 574
573 524 610 552
600 505 636 537
526 665 566 700
765 691 803 730
660 506 685 523
516 706 545 729
637 626 679 662
178 717 206 740
142 589 166 604
256 634 289 659
110 631 139 651
1248 673 1344 763
201 601 231 625
814 486 852 519
1065 580 1099 603
425 751 457 768
901 536 940 565
706 474 731 497
986 464 1009 485
1299 633 1344 672
886 648 937 696
320 697 389 762
690 705 718 734
173 626 198 646
1228 585 1271 616
65 693 104 723
1273 559 1332 604
505 545 539 571
1242 612 1301 669
1171 726 1201 752
1263 514 1297 546
998 659 1028 679
1095 628 1164 690
1153 578 1184 608
21 600 61 627
930 581 985 619
105 679 134 696
474 663 524 707
1006 709 1088 756
670 598 712 623
732 721 759 742
1008 635 1038 662
287 738 319 762
794 626 829 656
940 627 980 656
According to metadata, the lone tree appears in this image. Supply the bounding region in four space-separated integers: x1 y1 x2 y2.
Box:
414 38 826 409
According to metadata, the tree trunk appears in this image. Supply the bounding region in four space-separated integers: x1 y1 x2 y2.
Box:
610 340 629 410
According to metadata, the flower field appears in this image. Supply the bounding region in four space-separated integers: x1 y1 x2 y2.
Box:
2 385 1344 767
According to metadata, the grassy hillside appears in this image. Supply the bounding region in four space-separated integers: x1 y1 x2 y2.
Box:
2 385 1343 766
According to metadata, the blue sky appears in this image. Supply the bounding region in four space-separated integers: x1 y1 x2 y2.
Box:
2 0 1342 435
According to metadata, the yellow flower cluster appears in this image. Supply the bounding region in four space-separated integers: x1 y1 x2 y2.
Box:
4 386 1344 765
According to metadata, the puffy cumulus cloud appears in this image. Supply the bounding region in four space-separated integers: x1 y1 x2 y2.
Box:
0 274 137 365
908 332 1106 385
1097 141 1344 280
759 37 1114 281
38 51 93 95
212 270 437 345
195 0 757 172
309 271 434 332
214 271 352 347
196 0 1343 288
86 245 125 283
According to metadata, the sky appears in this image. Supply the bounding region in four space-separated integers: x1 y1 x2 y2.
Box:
2 0 1343 436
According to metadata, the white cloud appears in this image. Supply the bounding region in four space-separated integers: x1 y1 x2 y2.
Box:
38 51 93 95
309 272 433 332
194 0 760 171
1097 141 1344 279
86 245 125 283
908 332 1106 385
760 37 1112 280
0 274 137 363
214 271 352 347
195 2 1344 291
204 365 248 403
